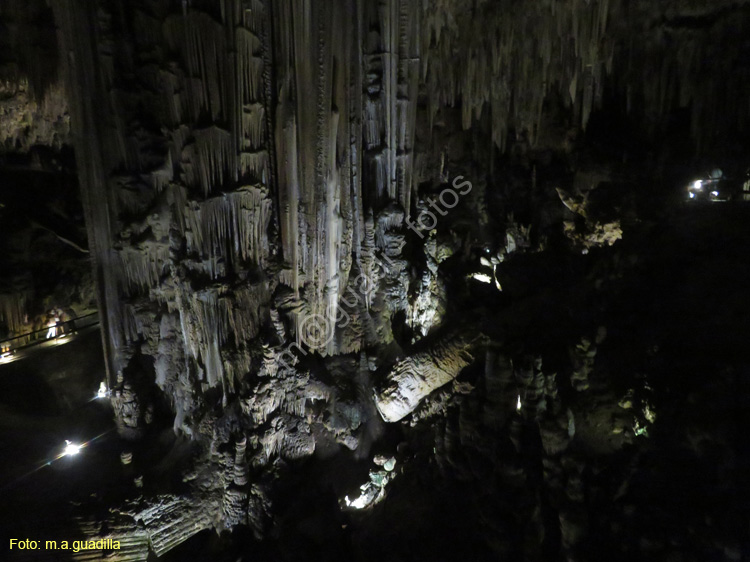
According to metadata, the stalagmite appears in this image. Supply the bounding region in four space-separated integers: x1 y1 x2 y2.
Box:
375 332 482 422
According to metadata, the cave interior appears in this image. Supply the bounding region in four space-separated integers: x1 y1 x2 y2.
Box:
0 1 748 561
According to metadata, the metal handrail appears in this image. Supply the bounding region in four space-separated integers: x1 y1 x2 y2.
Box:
0 311 100 353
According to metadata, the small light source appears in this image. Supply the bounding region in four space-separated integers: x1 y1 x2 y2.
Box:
693 180 703 189
689 192 696 199
63 440 81 457
516 395 522 411
711 191 719 197
97 382 108 399
471 273 492 283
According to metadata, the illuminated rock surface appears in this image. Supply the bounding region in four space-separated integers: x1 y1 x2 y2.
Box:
0 1 748 561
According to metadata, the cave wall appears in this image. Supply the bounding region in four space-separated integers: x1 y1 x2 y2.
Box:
51 0 750 426
5 0 748 557
0 0 93 340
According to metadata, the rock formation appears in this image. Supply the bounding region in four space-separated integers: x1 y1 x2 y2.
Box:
1 1 748 560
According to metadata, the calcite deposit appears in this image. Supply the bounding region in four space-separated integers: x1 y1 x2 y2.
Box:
1 1 748 560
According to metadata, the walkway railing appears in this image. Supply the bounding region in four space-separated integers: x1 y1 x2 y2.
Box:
0 311 100 357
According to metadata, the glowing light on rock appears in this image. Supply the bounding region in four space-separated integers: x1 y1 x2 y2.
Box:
342 466 397 510
471 273 492 283
97 382 108 399
344 494 371 510
516 395 522 411
643 405 656 424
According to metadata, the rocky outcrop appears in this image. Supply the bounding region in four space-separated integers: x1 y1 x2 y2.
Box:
375 332 482 422
3 0 748 559
0 79 68 153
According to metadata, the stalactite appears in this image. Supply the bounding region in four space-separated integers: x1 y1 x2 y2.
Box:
0 77 69 152
259 425 284 460
241 103 266 151
188 290 224 389
623 11 750 150
194 126 233 196
117 244 171 296
364 97 382 149
239 151 270 184
151 151 174 194
122 304 140 344
421 0 615 148
168 183 188 234
164 12 227 122
0 291 29 334
236 29 264 104
183 187 271 274
222 283 268 348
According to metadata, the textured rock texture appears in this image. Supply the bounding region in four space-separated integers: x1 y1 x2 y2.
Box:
2 1 749 560
375 332 482 422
